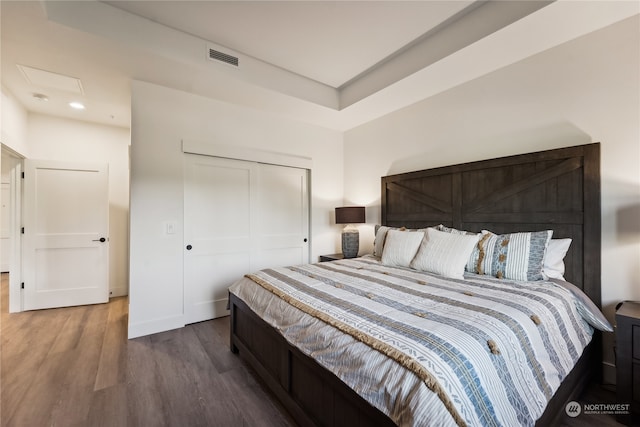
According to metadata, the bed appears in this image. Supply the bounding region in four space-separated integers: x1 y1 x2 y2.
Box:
228 143 605 426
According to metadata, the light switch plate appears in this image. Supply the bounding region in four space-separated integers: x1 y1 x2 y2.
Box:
164 221 177 235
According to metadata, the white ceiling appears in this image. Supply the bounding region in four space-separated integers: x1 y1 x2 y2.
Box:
104 0 476 89
1 1 638 131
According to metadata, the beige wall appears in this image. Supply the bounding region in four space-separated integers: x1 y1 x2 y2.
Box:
343 16 640 382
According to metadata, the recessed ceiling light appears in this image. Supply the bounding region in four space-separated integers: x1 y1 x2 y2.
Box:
69 101 85 110
32 93 49 102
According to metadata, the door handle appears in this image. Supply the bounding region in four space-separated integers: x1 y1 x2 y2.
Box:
92 237 107 242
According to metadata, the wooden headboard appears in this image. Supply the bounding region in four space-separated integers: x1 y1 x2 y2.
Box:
381 143 601 306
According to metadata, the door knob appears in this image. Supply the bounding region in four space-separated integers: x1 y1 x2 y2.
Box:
186 245 193 250
92 237 106 242
303 238 308 242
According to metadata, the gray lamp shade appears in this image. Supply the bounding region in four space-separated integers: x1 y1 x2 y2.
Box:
335 206 365 224
335 206 365 258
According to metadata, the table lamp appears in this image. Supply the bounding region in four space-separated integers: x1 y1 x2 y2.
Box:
335 206 365 258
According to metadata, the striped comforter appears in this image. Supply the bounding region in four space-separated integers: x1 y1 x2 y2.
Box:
229 256 593 427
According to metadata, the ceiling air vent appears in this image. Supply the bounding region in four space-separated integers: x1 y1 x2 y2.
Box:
207 47 239 67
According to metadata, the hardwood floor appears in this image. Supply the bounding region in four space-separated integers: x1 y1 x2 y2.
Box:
0 273 630 426
0 273 295 427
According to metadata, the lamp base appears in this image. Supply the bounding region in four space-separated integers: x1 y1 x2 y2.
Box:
341 230 359 258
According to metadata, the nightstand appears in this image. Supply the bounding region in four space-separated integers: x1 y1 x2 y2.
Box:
616 300 640 425
319 253 345 262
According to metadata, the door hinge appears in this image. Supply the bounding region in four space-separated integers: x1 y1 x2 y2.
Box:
21 227 24 234
21 172 24 179
21 282 24 289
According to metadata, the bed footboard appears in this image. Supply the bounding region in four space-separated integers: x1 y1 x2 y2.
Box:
229 292 396 427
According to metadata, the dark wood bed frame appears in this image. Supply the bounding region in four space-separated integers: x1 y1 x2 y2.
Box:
230 143 601 427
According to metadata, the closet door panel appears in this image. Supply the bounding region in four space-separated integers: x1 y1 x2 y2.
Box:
184 155 252 324
253 163 309 271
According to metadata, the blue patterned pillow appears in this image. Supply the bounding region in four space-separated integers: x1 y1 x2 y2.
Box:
476 230 553 281
373 225 395 257
435 224 475 235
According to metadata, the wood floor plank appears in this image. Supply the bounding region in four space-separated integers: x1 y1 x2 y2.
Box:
148 329 209 426
4 309 69 356
126 336 170 427
191 319 239 374
219 363 296 427
84 383 128 427
48 305 110 426
147 326 245 427
6 349 78 426
0 346 49 423
94 297 128 391
48 306 91 355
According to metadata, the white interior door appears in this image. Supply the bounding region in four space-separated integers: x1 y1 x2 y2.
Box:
184 154 309 324
23 160 109 310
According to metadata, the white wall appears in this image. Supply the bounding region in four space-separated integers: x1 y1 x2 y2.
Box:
129 80 343 338
27 113 130 297
1 86 29 157
343 16 640 382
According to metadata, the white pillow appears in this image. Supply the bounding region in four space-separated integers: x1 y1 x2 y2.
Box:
411 228 480 279
381 229 425 268
544 238 572 280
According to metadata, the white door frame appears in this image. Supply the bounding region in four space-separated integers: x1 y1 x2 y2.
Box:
8 159 23 312
1 146 24 313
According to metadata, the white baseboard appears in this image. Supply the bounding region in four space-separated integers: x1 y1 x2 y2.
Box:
128 314 184 339
109 286 128 298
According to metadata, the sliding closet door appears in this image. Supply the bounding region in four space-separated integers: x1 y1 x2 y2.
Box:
184 155 252 324
253 163 309 271
184 154 309 324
